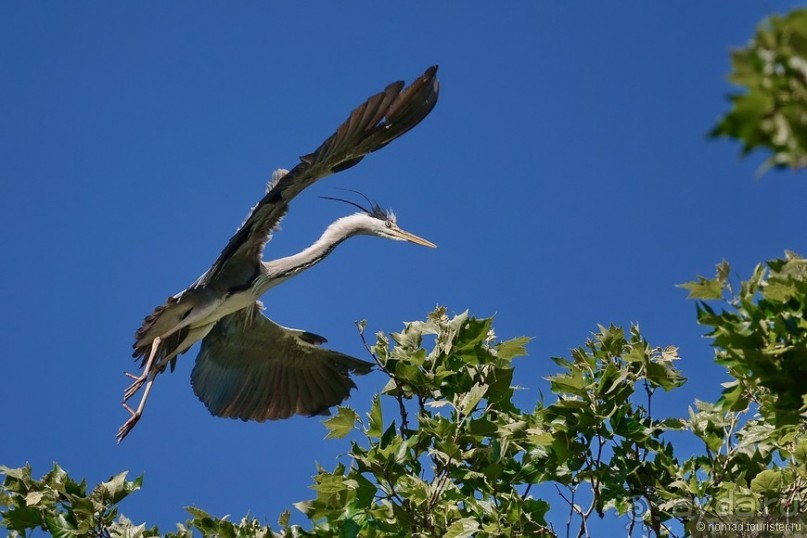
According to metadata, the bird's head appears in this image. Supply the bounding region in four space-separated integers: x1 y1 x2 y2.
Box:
323 193 436 248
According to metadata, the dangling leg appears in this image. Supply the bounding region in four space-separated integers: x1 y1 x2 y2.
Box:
117 338 187 443
123 336 161 402
117 345 185 443
117 368 158 443
116 324 215 442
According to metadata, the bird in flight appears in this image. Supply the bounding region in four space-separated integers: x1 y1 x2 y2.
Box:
118 66 440 442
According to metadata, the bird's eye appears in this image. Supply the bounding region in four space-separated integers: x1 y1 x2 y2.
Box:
385 221 392 229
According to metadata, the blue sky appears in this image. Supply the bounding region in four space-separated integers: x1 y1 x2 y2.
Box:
1 2 805 535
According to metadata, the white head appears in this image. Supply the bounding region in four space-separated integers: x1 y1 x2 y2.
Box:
324 196 436 248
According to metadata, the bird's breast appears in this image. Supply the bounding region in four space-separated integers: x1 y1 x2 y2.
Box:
182 288 257 330
212 290 258 323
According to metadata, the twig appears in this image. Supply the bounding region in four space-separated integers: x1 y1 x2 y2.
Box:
555 484 583 538
356 322 410 433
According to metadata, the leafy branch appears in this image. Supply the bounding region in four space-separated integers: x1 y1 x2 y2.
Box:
711 9 807 173
3 254 807 537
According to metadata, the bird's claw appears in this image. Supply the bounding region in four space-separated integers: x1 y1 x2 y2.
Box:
123 372 146 402
117 403 140 443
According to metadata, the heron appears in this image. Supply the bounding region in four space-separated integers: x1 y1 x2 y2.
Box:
118 66 439 442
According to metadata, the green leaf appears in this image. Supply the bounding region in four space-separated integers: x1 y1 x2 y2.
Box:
24 490 46 506
444 517 480 538
679 276 725 300
5 505 43 532
750 469 783 495
0 465 28 480
468 416 497 436
704 431 724 453
522 497 550 525
367 395 383 439
646 361 686 391
718 380 749 412
323 407 359 439
185 506 212 520
293 500 314 517
353 474 376 509
453 317 492 352
99 471 138 504
341 519 361 538
458 383 487 416
312 474 347 495
44 513 79 538
659 417 686 431
547 369 586 396
495 336 531 361
380 421 398 448
762 277 799 302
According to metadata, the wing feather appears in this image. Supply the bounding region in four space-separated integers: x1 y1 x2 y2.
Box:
131 67 438 366
200 66 439 286
191 306 373 421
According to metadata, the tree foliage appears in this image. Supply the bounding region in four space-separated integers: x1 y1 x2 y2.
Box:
710 9 807 172
3 256 807 536
680 252 807 427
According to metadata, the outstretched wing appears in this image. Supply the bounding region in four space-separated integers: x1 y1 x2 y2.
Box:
199 65 440 287
191 305 374 421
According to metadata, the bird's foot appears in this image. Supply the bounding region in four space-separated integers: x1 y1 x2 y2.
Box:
123 372 147 401
116 403 140 443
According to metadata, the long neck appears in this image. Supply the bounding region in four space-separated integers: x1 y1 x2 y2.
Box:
256 214 369 294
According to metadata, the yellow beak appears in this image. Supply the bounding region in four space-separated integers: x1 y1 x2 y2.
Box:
392 227 437 248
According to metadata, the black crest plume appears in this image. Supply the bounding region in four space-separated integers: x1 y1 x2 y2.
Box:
321 189 389 220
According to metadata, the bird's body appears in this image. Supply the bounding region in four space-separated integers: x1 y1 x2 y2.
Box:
118 66 440 442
